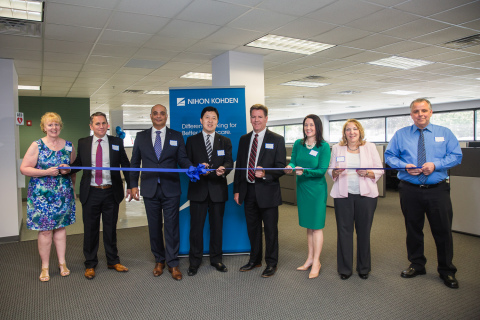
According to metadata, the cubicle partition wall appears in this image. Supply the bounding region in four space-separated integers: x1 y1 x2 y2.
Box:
450 148 480 236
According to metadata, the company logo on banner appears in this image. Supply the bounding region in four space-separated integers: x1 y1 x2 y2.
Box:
170 86 249 255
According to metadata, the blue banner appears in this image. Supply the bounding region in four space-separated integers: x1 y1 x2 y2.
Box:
169 86 249 255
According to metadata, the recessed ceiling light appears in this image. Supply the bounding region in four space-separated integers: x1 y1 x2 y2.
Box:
145 91 169 95
324 100 351 103
280 81 330 88
368 56 433 70
383 90 418 95
338 90 361 95
346 106 361 109
121 104 152 107
0 0 44 22
18 85 40 90
245 34 335 55
181 72 212 80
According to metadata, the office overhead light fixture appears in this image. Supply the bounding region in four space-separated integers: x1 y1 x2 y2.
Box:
18 85 40 90
145 90 169 95
281 81 330 88
245 34 335 55
383 90 418 96
368 56 433 70
0 0 44 21
181 72 212 80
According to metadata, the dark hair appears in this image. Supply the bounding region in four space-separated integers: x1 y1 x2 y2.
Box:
250 104 268 117
302 114 324 147
90 112 107 124
201 106 219 119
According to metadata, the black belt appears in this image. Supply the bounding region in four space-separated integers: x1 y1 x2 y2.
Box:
401 180 446 189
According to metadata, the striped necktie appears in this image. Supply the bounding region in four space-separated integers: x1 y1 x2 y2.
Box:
248 134 258 182
417 129 427 184
206 134 212 163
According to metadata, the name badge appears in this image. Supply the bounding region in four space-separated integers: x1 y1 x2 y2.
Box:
65 145 72 151
309 150 318 157
217 150 225 156
435 136 445 142
265 143 274 149
336 156 345 162
112 145 119 151
170 140 178 146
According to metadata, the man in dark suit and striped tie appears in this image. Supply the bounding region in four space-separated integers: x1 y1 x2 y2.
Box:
185 106 233 276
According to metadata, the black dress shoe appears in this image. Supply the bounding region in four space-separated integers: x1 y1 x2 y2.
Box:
211 262 228 272
359 273 369 279
440 274 459 289
187 266 198 276
239 262 261 272
340 274 351 280
401 267 426 278
261 266 277 278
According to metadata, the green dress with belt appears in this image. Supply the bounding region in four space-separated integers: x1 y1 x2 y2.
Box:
288 139 331 229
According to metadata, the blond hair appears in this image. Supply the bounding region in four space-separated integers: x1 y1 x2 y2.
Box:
40 112 63 133
339 119 366 146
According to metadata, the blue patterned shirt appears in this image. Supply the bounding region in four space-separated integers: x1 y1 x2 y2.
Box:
385 123 462 185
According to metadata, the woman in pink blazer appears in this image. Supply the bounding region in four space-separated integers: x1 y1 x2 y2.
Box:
327 119 383 280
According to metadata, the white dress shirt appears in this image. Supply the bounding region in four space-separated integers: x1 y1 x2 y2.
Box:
246 128 266 183
151 126 166 149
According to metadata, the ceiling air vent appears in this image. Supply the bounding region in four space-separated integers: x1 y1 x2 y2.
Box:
444 33 480 49
303 75 326 81
123 90 145 94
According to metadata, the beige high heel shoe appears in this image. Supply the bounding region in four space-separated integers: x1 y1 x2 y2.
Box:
59 263 70 277
296 264 312 271
309 263 322 279
39 267 50 282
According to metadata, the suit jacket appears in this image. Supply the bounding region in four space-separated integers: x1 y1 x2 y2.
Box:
327 142 384 198
186 132 233 202
130 127 192 198
71 135 131 205
234 129 286 208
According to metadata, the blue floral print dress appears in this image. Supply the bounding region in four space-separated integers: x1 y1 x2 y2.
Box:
26 139 76 230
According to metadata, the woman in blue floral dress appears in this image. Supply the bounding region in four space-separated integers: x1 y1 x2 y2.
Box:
20 112 76 282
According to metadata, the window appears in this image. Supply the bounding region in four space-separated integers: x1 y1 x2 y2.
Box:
285 124 303 143
432 110 474 141
360 118 385 142
268 125 285 137
476 110 480 141
123 130 143 147
329 121 344 143
387 115 413 141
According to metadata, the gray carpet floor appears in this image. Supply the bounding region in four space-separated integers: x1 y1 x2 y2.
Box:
1 191 479 319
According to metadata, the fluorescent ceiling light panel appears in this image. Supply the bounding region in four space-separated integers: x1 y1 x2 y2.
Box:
181 72 212 80
145 90 169 95
368 56 433 69
0 0 43 22
245 34 335 55
18 85 40 90
324 100 351 103
280 81 330 88
383 90 418 96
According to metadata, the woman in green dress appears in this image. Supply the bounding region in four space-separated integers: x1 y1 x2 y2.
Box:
285 114 330 279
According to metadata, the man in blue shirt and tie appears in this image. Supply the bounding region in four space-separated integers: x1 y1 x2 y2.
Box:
385 98 462 289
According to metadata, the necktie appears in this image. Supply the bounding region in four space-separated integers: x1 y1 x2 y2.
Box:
95 139 103 185
417 129 427 184
248 134 258 182
154 131 162 160
206 134 212 163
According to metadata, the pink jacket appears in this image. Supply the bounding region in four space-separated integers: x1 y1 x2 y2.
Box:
327 142 383 198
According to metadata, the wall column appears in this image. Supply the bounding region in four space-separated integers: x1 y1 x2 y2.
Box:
0 59 22 242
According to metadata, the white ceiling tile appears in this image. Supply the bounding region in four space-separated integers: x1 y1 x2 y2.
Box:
44 52 88 63
381 19 451 39
48 0 119 10
82 64 119 73
13 60 42 69
45 3 111 28
346 8 420 33
16 67 42 76
204 27 264 45
311 27 372 45
116 0 192 18
0 48 42 60
343 34 401 50
44 24 102 42
314 46 363 59
18 75 41 83
364 0 406 6
344 51 390 63
42 69 79 77
133 48 180 60
395 0 475 17
426 51 476 63
158 20 221 39
42 76 77 83
0 35 42 50
271 18 336 39
91 44 139 57
185 42 238 55
413 26 478 45
87 55 129 67
429 2 480 25
170 52 214 63
375 41 428 55
116 68 154 75
227 8 297 32
460 18 480 31
177 0 250 26
258 0 336 16
106 12 169 34
307 0 383 25
43 61 83 71
143 36 199 51
44 39 94 54
98 30 153 46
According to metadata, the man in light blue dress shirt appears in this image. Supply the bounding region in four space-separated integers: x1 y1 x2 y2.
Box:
385 98 462 289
